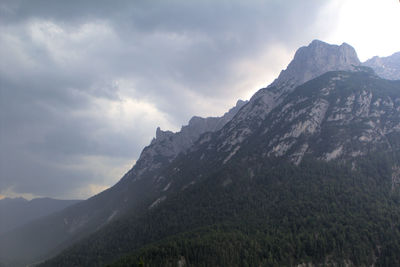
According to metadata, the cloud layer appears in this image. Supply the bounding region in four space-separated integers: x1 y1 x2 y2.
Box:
0 0 338 199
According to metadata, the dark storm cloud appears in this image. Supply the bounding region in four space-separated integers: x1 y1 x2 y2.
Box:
0 0 333 198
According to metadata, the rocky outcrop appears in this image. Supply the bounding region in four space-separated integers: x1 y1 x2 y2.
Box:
191 69 400 173
259 71 400 165
271 40 360 88
205 40 363 155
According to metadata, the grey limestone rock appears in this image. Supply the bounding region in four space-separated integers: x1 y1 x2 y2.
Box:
130 99 248 181
209 40 363 154
271 39 360 88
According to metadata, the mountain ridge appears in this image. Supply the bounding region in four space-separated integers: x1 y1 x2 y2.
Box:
1 40 400 267
40 68 400 267
363 51 400 80
190 40 365 164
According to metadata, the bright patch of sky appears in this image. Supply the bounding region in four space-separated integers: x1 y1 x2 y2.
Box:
326 0 400 61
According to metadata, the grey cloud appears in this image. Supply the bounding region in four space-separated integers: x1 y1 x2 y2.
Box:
5 0 329 110
0 0 334 198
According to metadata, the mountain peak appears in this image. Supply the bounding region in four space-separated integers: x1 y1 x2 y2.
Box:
271 40 360 88
308 39 332 47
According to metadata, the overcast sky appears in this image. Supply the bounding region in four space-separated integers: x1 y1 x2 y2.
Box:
1 0 399 200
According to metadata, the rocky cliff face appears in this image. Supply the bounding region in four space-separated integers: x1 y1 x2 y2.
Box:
252 71 400 165
188 70 400 175
272 40 360 88
200 40 363 156
363 52 400 80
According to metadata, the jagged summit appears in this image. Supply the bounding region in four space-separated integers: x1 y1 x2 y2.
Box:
136 99 248 181
155 127 173 142
210 41 364 156
271 40 360 88
151 99 247 147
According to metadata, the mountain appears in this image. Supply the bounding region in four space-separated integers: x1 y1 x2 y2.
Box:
272 40 360 88
0 100 247 267
193 40 362 162
363 52 400 80
3 40 400 267
0 197 80 234
40 55 400 266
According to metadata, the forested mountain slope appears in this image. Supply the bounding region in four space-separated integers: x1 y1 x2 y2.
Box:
0 101 246 267
41 70 400 267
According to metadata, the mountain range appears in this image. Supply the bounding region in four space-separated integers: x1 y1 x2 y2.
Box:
1 40 400 267
364 52 400 80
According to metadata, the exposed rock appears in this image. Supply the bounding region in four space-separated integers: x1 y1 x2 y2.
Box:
258 71 400 164
149 196 166 209
208 40 362 160
128 99 247 182
271 40 360 88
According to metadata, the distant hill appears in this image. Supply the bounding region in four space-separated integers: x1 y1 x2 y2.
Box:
363 52 400 80
0 197 81 234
